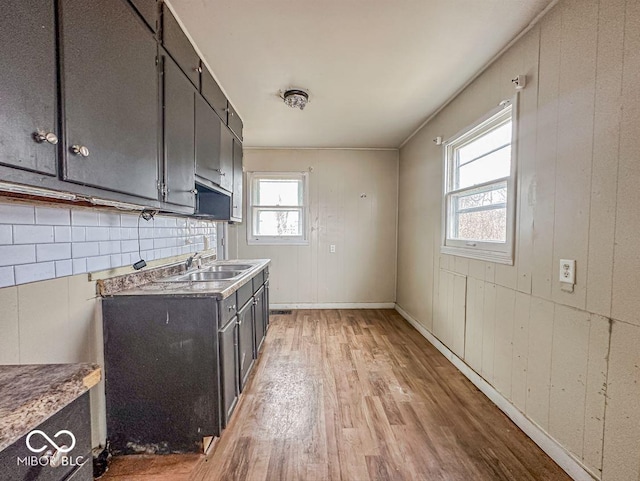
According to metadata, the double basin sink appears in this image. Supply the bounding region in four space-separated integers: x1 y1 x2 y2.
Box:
159 263 255 283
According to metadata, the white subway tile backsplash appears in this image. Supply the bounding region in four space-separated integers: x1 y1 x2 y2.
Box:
0 201 217 284
54 226 72 243
13 225 54 244
0 245 36 266
85 227 110 242
72 242 100 258
15 262 55 284
0 203 35 224
71 227 86 242
0 267 15 288
37 243 72 262
35 206 71 225
99 241 120 255
0 225 12 245
99 212 120 227
86 255 111 272
55 260 73 277
72 258 87 275
71 210 99 226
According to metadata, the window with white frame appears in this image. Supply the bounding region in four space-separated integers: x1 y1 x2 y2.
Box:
247 172 309 245
442 99 517 264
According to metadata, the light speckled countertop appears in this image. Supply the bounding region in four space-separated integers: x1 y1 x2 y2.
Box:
109 259 271 299
0 363 101 452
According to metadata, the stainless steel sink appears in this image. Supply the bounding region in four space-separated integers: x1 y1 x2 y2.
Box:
203 264 253 272
181 271 244 281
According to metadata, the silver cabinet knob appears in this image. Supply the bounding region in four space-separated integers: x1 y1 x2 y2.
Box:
214 168 226 176
33 131 58 145
194 66 202 73
71 145 90 157
190 189 198 195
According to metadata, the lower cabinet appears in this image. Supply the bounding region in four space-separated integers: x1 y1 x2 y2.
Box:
0 393 92 481
253 285 266 357
218 315 238 429
237 300 254 392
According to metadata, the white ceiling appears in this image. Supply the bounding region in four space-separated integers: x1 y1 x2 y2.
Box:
169 0 553 148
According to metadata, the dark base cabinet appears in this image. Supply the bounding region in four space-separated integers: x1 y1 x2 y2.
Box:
102 296 219 455
102 265 270 454
0 393 92 481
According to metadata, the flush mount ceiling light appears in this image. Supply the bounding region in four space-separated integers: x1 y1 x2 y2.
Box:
282 89 309 110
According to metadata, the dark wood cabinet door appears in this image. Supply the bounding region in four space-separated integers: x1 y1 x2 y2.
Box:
163 55 196 208
195 94 223 187
162 4 200 88
0 0 57 176
219 317 238 428
61 0 159 200
264 280 270 328
237 301 254 392
227 103 243 141
129 0 158 32
201 68 227 121
232 138 243 221
253 286 266 357
219 125 234 192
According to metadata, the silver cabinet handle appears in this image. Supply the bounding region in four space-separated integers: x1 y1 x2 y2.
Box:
190 189 198 195
33 131 58 145
214 168 226 176
194 66 202 73
71 145 90 157
228 304 236 312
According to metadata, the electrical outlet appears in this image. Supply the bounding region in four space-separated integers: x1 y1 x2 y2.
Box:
559 259 575 284
330 244 336 253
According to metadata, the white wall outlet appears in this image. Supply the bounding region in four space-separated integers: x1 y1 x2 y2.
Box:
559 259 575 284
330 244 336 253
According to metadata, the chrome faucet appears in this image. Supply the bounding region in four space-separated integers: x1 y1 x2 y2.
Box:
185 252 202 269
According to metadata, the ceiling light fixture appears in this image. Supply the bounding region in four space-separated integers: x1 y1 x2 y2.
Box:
282 89 309 110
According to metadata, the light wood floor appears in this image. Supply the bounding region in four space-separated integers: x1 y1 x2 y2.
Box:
104 309 571 481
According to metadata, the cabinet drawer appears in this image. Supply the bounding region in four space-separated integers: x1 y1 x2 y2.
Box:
237 281 253 310
252 270 264 293
219 293 237 327
162 4 200 88
0 393 91 481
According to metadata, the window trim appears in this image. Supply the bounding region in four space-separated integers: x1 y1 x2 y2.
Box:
441 96 519 265
246 171 310 246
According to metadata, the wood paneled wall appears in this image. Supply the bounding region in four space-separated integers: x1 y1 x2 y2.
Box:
397 1 640 479
229 149 399 306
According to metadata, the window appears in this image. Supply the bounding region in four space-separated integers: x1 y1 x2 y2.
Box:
442 99 517 264
247 172 309 245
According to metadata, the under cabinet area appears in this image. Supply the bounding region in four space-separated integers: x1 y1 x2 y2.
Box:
102 262 270 454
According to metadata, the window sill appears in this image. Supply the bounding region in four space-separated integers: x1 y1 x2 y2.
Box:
247 239 309 246
440 245 513 265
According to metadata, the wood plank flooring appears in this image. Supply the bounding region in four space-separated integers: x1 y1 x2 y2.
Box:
101 309 570 480
191 309 570 481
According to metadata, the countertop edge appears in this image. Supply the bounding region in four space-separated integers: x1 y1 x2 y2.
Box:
0 363 101 453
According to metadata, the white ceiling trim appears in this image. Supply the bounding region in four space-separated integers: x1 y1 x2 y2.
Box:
399 0 561 149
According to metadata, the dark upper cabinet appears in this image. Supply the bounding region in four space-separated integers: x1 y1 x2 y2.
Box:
61 0 159 200
219 125 234 193
0 0 58 176
163 54 196 208
162 4 200 89
195 94 223 187
201 68 227 121
227 103 243 141
232 138 243 221
128 0 158 32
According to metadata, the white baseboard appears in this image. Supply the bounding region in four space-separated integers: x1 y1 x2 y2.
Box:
270 302 396 310
394 304 597 481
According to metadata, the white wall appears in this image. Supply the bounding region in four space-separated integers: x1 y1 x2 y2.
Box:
396 1 640 479
229 149 398 306
0 199 219 447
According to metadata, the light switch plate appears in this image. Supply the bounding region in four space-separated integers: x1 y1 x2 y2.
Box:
559 259 575 284
330 244 336 253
